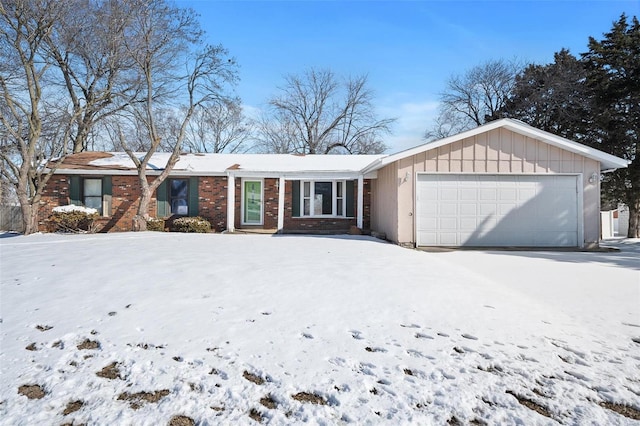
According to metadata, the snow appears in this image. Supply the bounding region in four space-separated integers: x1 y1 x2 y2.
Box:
1 233 638 425
82 152 386 174
52 205 98 215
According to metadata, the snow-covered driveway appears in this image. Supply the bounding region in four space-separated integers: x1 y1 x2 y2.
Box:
1 233 638 425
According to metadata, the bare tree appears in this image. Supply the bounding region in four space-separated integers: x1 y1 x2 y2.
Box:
423 107 474 142
112 0 238 231
44 0 140 153
183 99 252 153
0 0 69 234
257 68 394 154
425 59 523 139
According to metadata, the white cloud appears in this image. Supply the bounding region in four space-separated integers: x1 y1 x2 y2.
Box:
379 100 439 153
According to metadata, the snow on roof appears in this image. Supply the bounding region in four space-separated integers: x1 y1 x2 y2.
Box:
363 118 629 173
55 152 386 176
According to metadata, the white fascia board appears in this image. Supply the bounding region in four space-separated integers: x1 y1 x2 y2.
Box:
53 168 374 180
230 171 364 180
52 169 228 176
51 169 138 176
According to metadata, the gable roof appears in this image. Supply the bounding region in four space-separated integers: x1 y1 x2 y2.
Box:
52 151 386 176
362 118 629 173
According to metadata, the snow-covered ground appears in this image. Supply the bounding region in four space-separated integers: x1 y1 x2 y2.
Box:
0 232 638 425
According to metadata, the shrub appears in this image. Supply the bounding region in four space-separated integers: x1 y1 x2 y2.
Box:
49 205 99 233
171 216 211 233
146 218 165 232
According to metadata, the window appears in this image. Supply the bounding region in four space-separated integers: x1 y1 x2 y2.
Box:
83 178 103 214
70 176 112 216
156 177 198 218
169 179 189 216
293 180 354 217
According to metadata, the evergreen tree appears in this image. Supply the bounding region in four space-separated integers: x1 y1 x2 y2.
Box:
582 14 640 237
499 49 589 142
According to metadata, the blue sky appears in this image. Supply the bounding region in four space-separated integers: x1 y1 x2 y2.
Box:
178 0 639 152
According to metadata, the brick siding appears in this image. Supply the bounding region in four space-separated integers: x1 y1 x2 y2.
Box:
38 174 372 234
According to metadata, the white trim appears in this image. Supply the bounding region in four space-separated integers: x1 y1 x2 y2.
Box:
52 170 372 179
241 178 264 226
577 173 585 248
277 176 285 231
414 172 583 247
357 176 364 229
226 173 235 232
362 118 629 173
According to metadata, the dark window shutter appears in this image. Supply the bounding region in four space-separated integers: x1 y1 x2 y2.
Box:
102 176 112 216
292 180 300 217
156 180 168 217
69 176 81 206
188 176 199 217
346 180 355 217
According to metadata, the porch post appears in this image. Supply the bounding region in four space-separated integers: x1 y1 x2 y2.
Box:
357 175 364 229
277 176 285 232
227 173 235 232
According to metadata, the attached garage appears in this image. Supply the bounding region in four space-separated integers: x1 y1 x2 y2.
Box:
415 174 580 247
367 119 628 248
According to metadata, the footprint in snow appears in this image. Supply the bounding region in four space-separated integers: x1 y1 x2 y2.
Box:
461 334 478 340
437 332 449 337
415 333 434 339
406 349 426 358
350 330 363 340
302 333 314 339
400 323 421 329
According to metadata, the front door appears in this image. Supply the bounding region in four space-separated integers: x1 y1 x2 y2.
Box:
243 180 263 225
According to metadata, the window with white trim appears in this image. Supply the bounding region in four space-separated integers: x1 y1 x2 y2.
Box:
294 180 353 217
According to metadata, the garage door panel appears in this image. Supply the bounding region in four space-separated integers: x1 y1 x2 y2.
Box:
440 218 457 230
459 203 477 215
479 189 497 200
416 174 579 247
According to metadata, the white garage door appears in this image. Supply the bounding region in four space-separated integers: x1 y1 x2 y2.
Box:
416 174 579 247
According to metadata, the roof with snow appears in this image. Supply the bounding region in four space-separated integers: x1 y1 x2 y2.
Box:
50 119 629 176
52 151 386 176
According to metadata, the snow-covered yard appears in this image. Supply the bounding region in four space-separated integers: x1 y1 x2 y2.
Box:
0 232 638 425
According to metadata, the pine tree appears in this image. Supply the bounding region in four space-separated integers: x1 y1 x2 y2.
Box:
582 14 640 237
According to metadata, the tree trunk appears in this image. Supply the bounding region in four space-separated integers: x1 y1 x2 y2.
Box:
132 175 152 232
628 199 640 238
18 197 38 235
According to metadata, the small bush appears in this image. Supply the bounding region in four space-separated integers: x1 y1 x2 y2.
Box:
146 218 165 232
48 206 99 233
171 216 211 233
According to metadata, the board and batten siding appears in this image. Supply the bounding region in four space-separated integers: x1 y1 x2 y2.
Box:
370 162 399 243
372 128 601 247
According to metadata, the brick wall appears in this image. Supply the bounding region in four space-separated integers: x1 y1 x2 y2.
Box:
198 176 228 232
38 175 71 230
38 174 372 234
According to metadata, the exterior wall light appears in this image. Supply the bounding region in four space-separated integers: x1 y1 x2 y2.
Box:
589 172 599 184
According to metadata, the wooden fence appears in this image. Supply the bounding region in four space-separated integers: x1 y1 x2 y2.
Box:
0 205 24 233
